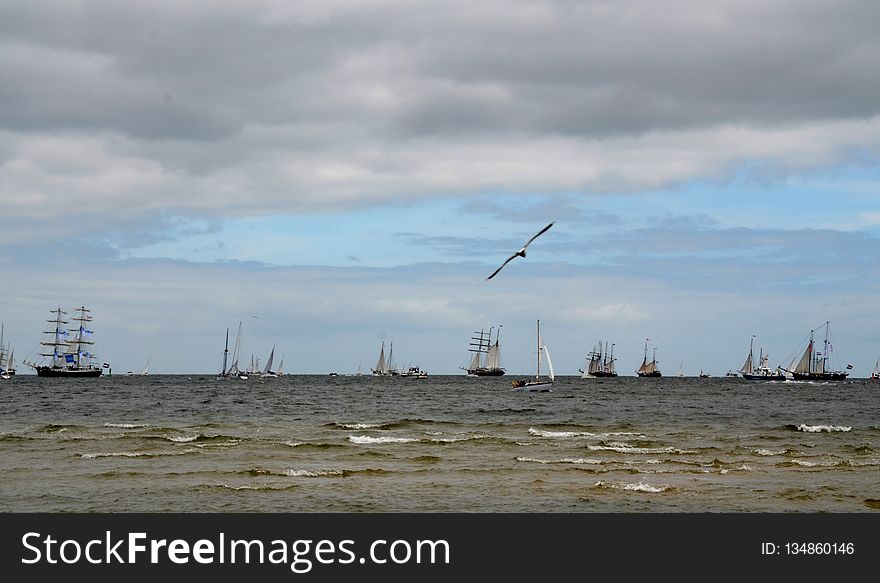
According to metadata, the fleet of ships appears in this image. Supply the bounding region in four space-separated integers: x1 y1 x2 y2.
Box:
1 307 877 384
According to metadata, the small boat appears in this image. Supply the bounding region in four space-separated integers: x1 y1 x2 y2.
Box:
579 341 617 378
677 359 684 378
401 366 428 378
636 339 662 378
0 324 15 377
512 320 554 392
740 335 786 381
218 323 249 380
328 372 339 377
724 370 738 378
463 325 506 376
372 341 400 376
260 345 278 378
699 370 711 378
0 347 12 380
782 322 850 381
871 355 879 381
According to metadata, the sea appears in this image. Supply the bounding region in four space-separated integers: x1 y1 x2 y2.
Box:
1 374 878 512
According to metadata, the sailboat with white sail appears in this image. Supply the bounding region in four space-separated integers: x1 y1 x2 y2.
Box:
636 339 661 378
463 325 506 376
0 347 12 380
871 355 879 381
511 320 554 392
261 345 278 378
372 341 400 376
579 341 617 378
219 323 248 379
783 321 850 381
0 323 15 378
739 335 785 381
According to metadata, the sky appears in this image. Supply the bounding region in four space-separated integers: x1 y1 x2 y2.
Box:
1 0 879 375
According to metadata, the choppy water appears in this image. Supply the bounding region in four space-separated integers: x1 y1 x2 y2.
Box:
1 375 878 512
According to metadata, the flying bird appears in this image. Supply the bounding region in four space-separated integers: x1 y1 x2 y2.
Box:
485 221 555 280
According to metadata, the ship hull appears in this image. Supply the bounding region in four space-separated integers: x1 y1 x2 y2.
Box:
742 373 787 381
637 371 662 378
35 366 102 378
467 368 506 377
791 372 848 381
512 379 552 392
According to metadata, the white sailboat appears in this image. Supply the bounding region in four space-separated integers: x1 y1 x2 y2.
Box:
871 354 879 381
372 341 399 376
0 348 12 380
261 345 278 378
277 355 285 377
512 320 554 392
221 322 248 379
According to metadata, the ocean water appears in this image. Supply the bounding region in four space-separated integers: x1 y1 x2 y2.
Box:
0 375 877 512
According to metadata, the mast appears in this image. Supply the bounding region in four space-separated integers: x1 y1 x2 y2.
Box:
39 307 68 369
222 328 229 375
536 320 542 379
609 343 615 374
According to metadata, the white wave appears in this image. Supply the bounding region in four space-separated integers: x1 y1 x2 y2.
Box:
79 449 198 459
795 424 852 433
427 434 488 443
337 423 384 430
755 448 786 456
587 445 697 454
348 435 417 445
528 428 594 438
192 440 241 448
104 423 148 429
515 456 603 465
594 480 673 493
167 435 199 443
283 440 304 447
789 459 836 467
285 469 344 477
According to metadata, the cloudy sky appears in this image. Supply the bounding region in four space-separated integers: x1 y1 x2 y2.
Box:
2 0 879 375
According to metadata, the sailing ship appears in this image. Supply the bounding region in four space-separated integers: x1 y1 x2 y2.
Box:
677 360 684 378
372 341 400 376
0 323 15 377
29 306 103 377
784 322 850 381
463 326 506 376
739 335 785 381
511 320 554 392
219 323 248 379
636 339 662 377
871 355 879 381
579 341 617 378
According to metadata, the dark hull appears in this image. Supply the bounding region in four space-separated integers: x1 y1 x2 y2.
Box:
592 371 618 378
36 366 102 378
637 371 662 378
742 373 787 381
792 372 848 381
0 370 14 376
468 368 506 377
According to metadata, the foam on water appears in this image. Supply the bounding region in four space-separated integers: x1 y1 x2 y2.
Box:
587 445 698 454
104 423 149 429
348 435 418 445
515 456 604 465
79 449 199 459
790 424 852 433
594 480 674 493
285 469 345 477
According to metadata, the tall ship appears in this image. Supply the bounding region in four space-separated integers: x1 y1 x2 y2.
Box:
29 306 103 378
636 338 662 378
464 325 505 376
579 341 617 378
784 321 851 381
0 323 15 377
739 335 786 381
372 341 400 376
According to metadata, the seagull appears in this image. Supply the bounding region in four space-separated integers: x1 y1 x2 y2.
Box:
485 221 555 280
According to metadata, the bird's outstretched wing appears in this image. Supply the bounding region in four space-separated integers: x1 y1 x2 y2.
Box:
486 253 519 280
522 221 554 250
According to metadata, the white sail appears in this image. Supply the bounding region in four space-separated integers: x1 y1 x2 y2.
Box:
141 357 150 376
262 346 275 374
544 344 555 381
486 343 500 369
277 356 285 376
793 341 812 374
740 352 753 375
374 343 387 374
468 351 482 370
